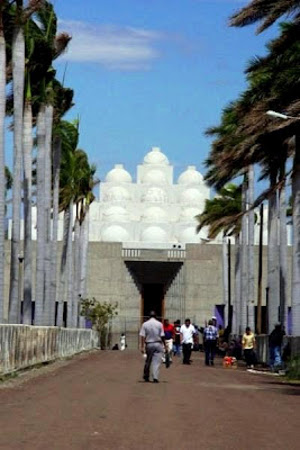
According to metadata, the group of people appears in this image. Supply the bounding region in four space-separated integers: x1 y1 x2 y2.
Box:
139 311 287 382
139 312 220 382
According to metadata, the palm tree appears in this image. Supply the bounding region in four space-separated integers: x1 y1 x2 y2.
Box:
8 0 43 324
196 184 242 332
230 0 300 33
0 2 7 322
50 84 74 326
31 2 70 325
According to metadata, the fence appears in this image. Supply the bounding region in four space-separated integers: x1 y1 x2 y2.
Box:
0 325 99 375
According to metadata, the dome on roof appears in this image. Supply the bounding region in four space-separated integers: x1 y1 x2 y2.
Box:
102 225 130 242
180 188 203 206
179 227 199 243
143 147 169 165
142 206 168 223
141 226 167 243
180 207 200 222
105 186 131 202
142 169 167 185
105 164 132 183
178 165 203 185
103 206 129 222
142 187 168 204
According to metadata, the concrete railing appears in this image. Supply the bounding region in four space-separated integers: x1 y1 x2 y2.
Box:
0 325 99 375
255 335 300 364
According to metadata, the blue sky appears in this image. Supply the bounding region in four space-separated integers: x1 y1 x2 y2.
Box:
50 0 277 189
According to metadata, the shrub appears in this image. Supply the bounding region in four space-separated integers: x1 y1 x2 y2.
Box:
80 298 118 349
286 357 300 380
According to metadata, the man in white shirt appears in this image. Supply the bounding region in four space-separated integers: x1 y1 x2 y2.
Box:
139 311 166 383
180 318 196 365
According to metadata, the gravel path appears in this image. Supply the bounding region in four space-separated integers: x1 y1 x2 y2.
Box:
0 351 299 450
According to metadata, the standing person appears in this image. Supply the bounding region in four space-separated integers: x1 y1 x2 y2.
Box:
163 319 174 363
173 320 181 356
242 327 256 369
203 319 218 366
269 323 285 371
139 311 166 383
120 333 126 351
180 318 196 365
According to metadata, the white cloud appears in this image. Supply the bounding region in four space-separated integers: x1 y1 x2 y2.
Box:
58 20 164 70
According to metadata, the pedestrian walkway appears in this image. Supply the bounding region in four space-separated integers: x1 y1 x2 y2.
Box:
0 351 299 450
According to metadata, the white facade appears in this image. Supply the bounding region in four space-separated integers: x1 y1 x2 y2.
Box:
94 147 210 247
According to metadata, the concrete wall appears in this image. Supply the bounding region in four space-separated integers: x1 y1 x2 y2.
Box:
0 325 99 375
2 241 293 332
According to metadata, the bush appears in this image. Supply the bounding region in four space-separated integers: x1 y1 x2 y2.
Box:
286 357 300 380
80 298 118 349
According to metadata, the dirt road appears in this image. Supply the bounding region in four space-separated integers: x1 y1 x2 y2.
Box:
0 351 299 450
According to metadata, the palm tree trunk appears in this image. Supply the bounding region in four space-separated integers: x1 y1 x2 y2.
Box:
222 235 229 327
35 105 46 325
72 206 80 328
9 24 25 324
79 206 90 328
268 171 280 333
56 210 69 327
233 234 241 335
247 165 255 330
0 13 6 323
66 200 74 327
240 175 248 333
43 104 53 325
279 173 288 330
292 133 300 335
50 136 61 325
22 99 33 324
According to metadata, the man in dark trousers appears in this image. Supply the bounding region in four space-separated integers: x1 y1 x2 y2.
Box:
180 318 196 365
139 311 166 383
269 323 285 371
203 319 218 366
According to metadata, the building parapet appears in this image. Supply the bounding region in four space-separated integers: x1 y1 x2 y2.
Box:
122 248 186 261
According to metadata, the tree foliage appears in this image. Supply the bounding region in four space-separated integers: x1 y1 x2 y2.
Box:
80 298 118 348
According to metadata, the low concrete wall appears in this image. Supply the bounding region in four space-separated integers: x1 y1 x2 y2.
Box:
0 325 99 375
256 335 300 364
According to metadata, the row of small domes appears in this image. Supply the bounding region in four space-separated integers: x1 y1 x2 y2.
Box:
105 147 203 185
101 225 199 243
101 205 200 222
104 186 205 205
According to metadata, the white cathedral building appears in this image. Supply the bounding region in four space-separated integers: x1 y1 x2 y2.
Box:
88 146 211 247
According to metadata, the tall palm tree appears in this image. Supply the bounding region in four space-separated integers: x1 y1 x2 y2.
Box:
196 184 242 332
31 2 70 325
0 2 7 322
50 84 74 326
8 0 43 324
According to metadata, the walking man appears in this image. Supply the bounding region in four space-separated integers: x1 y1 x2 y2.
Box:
203 319 218 366
173 320 181 356
163 319 174 363
139 311 166 383
180 318 196 365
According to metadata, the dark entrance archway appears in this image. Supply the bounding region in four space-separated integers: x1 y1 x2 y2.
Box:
142 284 164 320
125 261 183 322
